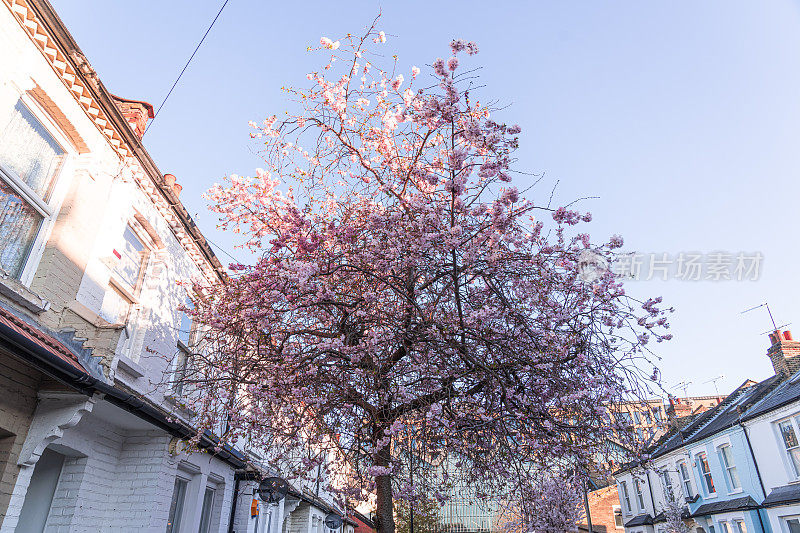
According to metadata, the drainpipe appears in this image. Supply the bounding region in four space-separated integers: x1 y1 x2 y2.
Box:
228 476 241 533
740 422 768 533
645 471 657 518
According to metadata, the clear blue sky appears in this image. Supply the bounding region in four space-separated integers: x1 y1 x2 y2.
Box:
51 1 800 397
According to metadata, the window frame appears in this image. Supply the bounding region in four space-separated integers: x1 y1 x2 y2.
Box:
678 461 694 498
0 94 75 284
634 477 646 511
696 452 716 495
717 444 742 492
619 481 632 514
776 415 800 480
166 475 190 533
109 219 154 299
172 293 199 400
781 515 800 533
613 505 624 529
198 485 216 533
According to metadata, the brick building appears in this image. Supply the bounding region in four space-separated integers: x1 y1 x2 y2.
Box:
0 1 355 532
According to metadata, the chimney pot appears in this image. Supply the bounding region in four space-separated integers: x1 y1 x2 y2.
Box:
164 174 176 187
173 183 183 197
786 330 794 341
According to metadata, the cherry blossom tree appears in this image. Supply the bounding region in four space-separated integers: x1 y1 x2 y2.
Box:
495 468 585 533
186 21 671 533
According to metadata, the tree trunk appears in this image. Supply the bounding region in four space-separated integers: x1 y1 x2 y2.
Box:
375 444 395 533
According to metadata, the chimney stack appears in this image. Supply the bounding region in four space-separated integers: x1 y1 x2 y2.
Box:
767 330 800 378
111 95 154 139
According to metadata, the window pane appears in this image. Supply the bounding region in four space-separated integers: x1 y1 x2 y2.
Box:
115 225 146 288
787 519 800 533
698 453 715 493
0 101 65 200
166 478 188 533
735 521 747 533
720 446 733 467
198 487 215 533
178 297 195 347
0 179 41 277
174 346 190 397
781 422 799 449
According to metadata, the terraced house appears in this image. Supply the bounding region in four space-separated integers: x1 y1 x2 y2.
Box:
0 1 360 532
614 330 800 533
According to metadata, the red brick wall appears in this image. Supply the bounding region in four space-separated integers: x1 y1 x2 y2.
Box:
350 513 376 533
578 485 622 533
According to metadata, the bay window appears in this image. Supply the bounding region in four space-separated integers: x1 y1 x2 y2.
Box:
0 100 66 279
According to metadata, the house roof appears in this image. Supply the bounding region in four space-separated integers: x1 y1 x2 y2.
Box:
624 514 654 527
762 484 800 508
618 377 783 473
742 370 800 422
681 376 781 443
0 303 95 377
690 496 760 517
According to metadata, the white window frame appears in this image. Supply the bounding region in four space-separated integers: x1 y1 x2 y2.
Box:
166 474 190 533
719 521 732 533
171 292 200 400
108 218 154 300
634 477 646 511
733 520 747 533
619 481 632 514
613 505 624 529
780 515 800 533
0 92 76 285
717 444 742 493
696 451 717 496
678 460 694 498
659 467 675 500
775 414 800 481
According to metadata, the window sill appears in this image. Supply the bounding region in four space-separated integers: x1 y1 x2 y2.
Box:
728 489 743 495
116 354 145 378
0 274 49 313
703 493 718 499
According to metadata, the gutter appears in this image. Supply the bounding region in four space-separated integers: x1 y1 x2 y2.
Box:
0 314 246 469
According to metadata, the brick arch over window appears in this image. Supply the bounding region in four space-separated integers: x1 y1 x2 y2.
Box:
27 83 89 154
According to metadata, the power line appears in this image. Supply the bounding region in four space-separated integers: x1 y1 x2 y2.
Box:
144 0 231 136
